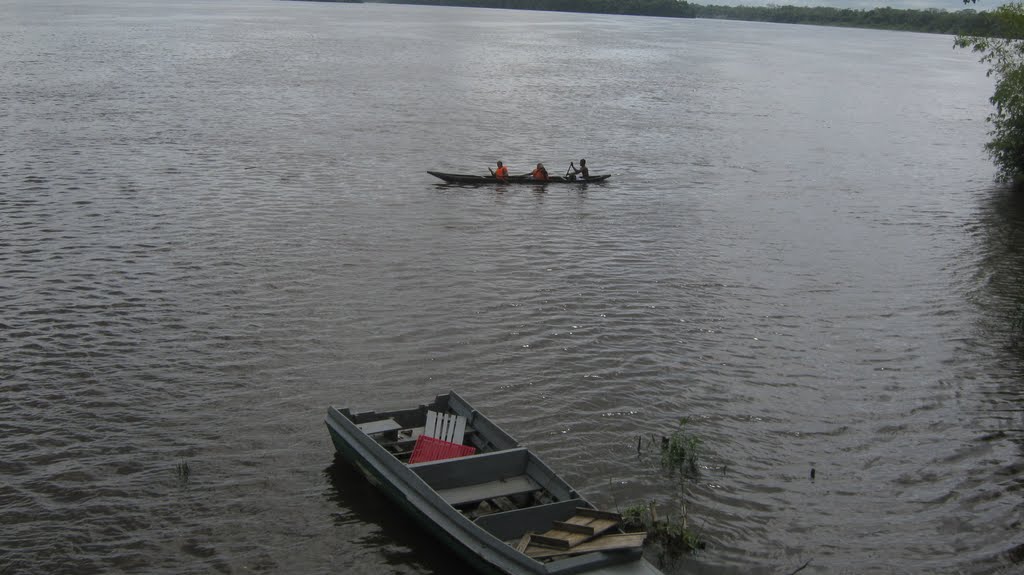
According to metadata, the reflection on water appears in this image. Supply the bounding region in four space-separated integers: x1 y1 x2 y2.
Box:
962 184 1024 574
973 186 1024 324
323 458 462 574
971 186 1024 446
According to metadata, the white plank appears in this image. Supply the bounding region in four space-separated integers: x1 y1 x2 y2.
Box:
424 410 466 443
425 411 438 438
451 416 466 445
439 413 452 441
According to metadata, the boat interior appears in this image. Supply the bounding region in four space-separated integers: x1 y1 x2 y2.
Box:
344 393 517 462
339 393 644 563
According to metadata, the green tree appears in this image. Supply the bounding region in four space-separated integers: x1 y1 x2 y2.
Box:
955 2 1024 184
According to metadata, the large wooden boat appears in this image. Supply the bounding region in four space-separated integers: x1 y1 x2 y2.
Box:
428 171 611 184
325 391 661 575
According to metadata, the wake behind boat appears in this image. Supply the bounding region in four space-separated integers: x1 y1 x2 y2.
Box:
325 391 661 575
429 171 611 184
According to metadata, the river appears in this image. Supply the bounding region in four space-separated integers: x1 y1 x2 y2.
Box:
2 1 1022 573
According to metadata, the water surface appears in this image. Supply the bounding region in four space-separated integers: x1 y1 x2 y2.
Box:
2 1 1022 574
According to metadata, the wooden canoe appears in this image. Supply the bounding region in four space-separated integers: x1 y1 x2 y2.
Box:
428 171 611 184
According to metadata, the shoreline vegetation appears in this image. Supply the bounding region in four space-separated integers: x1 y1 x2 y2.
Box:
956 1 1024 185
343 0 1008 36
694 4 1001 35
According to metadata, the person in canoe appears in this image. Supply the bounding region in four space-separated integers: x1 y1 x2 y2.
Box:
568 158 589 180
530 162 548 181
489 161 509 182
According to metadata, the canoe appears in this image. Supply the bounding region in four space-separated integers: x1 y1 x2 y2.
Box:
429 171 611 184
325 391 662 575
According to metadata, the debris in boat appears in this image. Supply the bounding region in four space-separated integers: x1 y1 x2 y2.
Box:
525 533 648 559
515 508 646 560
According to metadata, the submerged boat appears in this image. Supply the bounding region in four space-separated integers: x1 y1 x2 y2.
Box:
325 391 661 575
428 171 611 184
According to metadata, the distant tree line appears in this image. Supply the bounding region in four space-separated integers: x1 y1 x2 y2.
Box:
371 1 1017 34
694 4 1004 36
382 0 696 18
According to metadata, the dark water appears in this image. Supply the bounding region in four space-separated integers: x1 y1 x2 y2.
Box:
3 1 1023 573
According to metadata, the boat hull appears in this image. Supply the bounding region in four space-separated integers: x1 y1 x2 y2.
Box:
327 422 511 575
326 397 549 574
325 392 661 575
428 171 611 184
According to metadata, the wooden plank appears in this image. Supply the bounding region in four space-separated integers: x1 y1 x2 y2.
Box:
529 534 572 549
527 510 620 550
451 415 466 444
573 507 623 522
356 418 402 435
551 521 594 535
425 411 438 438
474 499 589 542
524 533 646 559
514 534 532 553
434 475 539 506
435 412 447 438
441 413 455 442
423 410 467 444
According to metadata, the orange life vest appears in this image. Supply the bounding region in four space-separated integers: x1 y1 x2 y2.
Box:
494 165 509 178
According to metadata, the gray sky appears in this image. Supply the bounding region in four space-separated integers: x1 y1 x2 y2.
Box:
700 0 1007 9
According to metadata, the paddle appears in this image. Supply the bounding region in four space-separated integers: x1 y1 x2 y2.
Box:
565 162 574 178
489 166 509 183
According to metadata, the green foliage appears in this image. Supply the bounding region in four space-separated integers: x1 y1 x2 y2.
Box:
175 460 191 484
618 502 704 556
621 503 648 527
652 514 703 553
659 417 701 478
617 418 707 561
956 3 1024 183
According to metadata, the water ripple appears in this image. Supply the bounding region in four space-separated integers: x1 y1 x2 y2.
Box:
2 3 1021 575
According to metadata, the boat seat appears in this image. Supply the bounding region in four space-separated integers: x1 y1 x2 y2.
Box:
435 475 540 506
356 418 402 435
411 447 540 505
